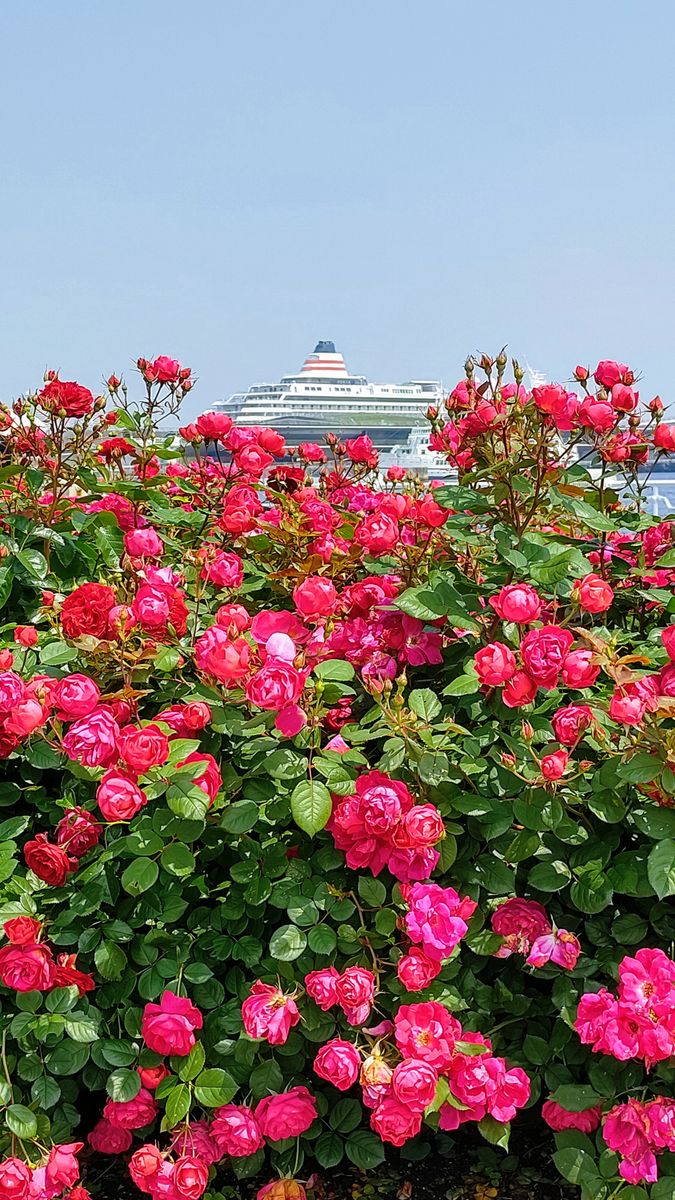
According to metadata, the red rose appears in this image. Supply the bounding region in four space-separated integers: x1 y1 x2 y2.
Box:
24 833 74 886
175 753 221 804
0 941 55 991
195 412 233 441
88 1120 133 1154
97 771 147 822
173 1157 209 1200
55 807 101 857
117 724 169 774
38 379 95 417
61 583 116 640
3 917 41 945
0 1159 31 1200
52 674 101 721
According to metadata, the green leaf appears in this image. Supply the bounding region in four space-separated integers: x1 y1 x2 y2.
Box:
31 1077 61 1109
290 780 332 836
315 1130 344 1168
409 688 441 722
443 668 481 696
165 1082 191 1126
330 1098 363 1133
6 1104 37 1138
16 548 49 579
550 1084 603 1112
619 752 662 784
39 642 79 666
269 924 307 961
46 1042 90 1075
345 1129 385 1170
314 659 355 681
121 858 159 896
648 839 675 899
478 1115 510 1150
220 801 258 834
94 941 127 981
194 1068 237 1107
107 1068 141 1102
529 860 572 892
308 925 337 955
176 1042 206 1082
161 843 195 878
552 1148 599 1186
64 1013 100 1043
357 876 387 906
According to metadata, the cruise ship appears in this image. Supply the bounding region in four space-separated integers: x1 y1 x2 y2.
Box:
216 341 446 466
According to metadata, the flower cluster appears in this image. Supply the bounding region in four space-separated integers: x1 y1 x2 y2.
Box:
490 899 581 970
328 771 444 881
575 948 675 1066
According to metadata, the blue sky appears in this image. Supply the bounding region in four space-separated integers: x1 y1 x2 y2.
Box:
1 0 674 417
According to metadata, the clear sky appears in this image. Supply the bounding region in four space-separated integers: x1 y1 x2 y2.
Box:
1 0 674 418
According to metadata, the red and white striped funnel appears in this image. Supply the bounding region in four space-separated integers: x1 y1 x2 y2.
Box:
299 340 349 377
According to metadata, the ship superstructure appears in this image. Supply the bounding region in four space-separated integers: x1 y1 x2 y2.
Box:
216 341 445 458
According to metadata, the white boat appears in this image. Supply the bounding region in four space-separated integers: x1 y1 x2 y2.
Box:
215 341 446 466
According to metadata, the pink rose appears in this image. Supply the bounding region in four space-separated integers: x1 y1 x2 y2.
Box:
335 966 375 1026
129 1145 163 1192
540 749 569 781
491 898 551 958
0 1159 32 1200
63 708 120 767
141 990 203 1056
52 674 101 721
194 628 252 683
97 770 147 822
201 551 244 589
594 360 631 389
398 804 445 848
394 1002 461 1071
551 704 593 746
241 981 300 1045
527 929 581 970
292 576 338 621
45 1144 83 1194
370 1097 422 1146
195 411 233 440
103 1087 157 1129
88 1120 133 1154
474 642 517 686
391 1059 438 1112
117 723 169 774
396 948 441 992
245 660 307 712
502 670 537 708
0 672 26 712
542 1099 602 1133
173 1157 209 1200
489 584 542 624
561 649 599 688
609 689 646 726
255 1087 317 1140
405 882 475 961
579 396 616 433
305 967 339 1010
211 1105 264 1158
520 626 574 688
124 528 164 558
654 424 675 452
0 942 55 992
576 573 614 613
55 807 101 857
313 1040 361 1090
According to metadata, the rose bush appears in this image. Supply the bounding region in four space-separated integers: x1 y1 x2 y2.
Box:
1 352 675 1198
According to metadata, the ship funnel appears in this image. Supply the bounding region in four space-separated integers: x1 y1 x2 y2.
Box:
300 340 349 377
